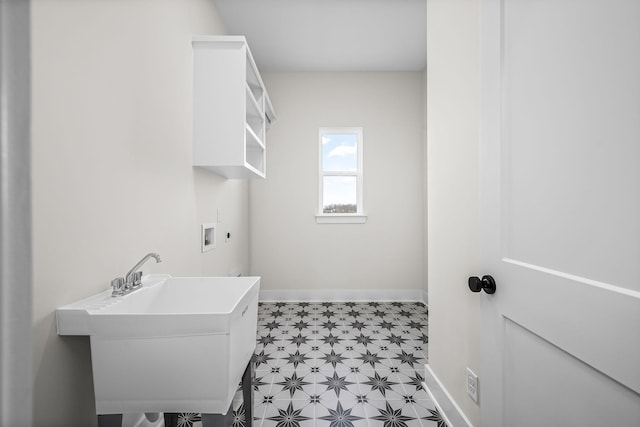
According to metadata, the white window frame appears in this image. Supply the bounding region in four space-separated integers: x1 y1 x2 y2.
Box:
316 127 366 224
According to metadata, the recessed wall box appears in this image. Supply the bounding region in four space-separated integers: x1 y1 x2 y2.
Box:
201 223 217 253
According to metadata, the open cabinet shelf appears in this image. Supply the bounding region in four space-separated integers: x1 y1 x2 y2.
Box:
192 35 276 179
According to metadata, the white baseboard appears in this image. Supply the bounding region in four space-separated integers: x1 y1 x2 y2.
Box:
422 364 474 427
259 288 427 303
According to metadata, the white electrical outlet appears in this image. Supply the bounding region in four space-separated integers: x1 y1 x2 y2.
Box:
466 367 479 403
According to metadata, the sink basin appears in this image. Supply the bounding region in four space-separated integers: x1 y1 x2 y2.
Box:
56 274 260 415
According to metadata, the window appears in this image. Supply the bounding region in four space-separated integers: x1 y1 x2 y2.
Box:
317 127 366 224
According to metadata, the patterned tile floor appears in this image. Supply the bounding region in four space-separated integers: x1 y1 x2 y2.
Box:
179 301 447 427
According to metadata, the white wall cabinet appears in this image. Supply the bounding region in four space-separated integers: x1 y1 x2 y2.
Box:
192 36 276 179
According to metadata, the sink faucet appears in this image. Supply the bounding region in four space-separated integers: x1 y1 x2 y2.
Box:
111 252 162 297
125 252 162 284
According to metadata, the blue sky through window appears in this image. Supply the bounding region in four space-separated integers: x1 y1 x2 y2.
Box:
323 176 356 207
322 133 358 172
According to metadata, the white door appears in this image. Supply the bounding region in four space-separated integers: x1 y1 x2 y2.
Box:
479 0 640 426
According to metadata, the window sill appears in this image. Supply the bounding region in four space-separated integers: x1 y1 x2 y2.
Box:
315 214 367 224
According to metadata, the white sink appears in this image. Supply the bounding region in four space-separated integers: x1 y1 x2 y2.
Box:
57 274 260 415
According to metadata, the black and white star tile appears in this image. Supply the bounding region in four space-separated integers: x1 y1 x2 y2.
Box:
178 301 446 427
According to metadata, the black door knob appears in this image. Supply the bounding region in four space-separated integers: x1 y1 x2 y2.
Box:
468 275 496 294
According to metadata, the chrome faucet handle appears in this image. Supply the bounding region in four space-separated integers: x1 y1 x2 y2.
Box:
131 271 143 288
111 277 125 297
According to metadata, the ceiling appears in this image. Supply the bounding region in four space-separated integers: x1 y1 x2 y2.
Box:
212 0 427 72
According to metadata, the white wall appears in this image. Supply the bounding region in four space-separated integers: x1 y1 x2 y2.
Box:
426 0 481 425
250 72 425 299
31 1 246 425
